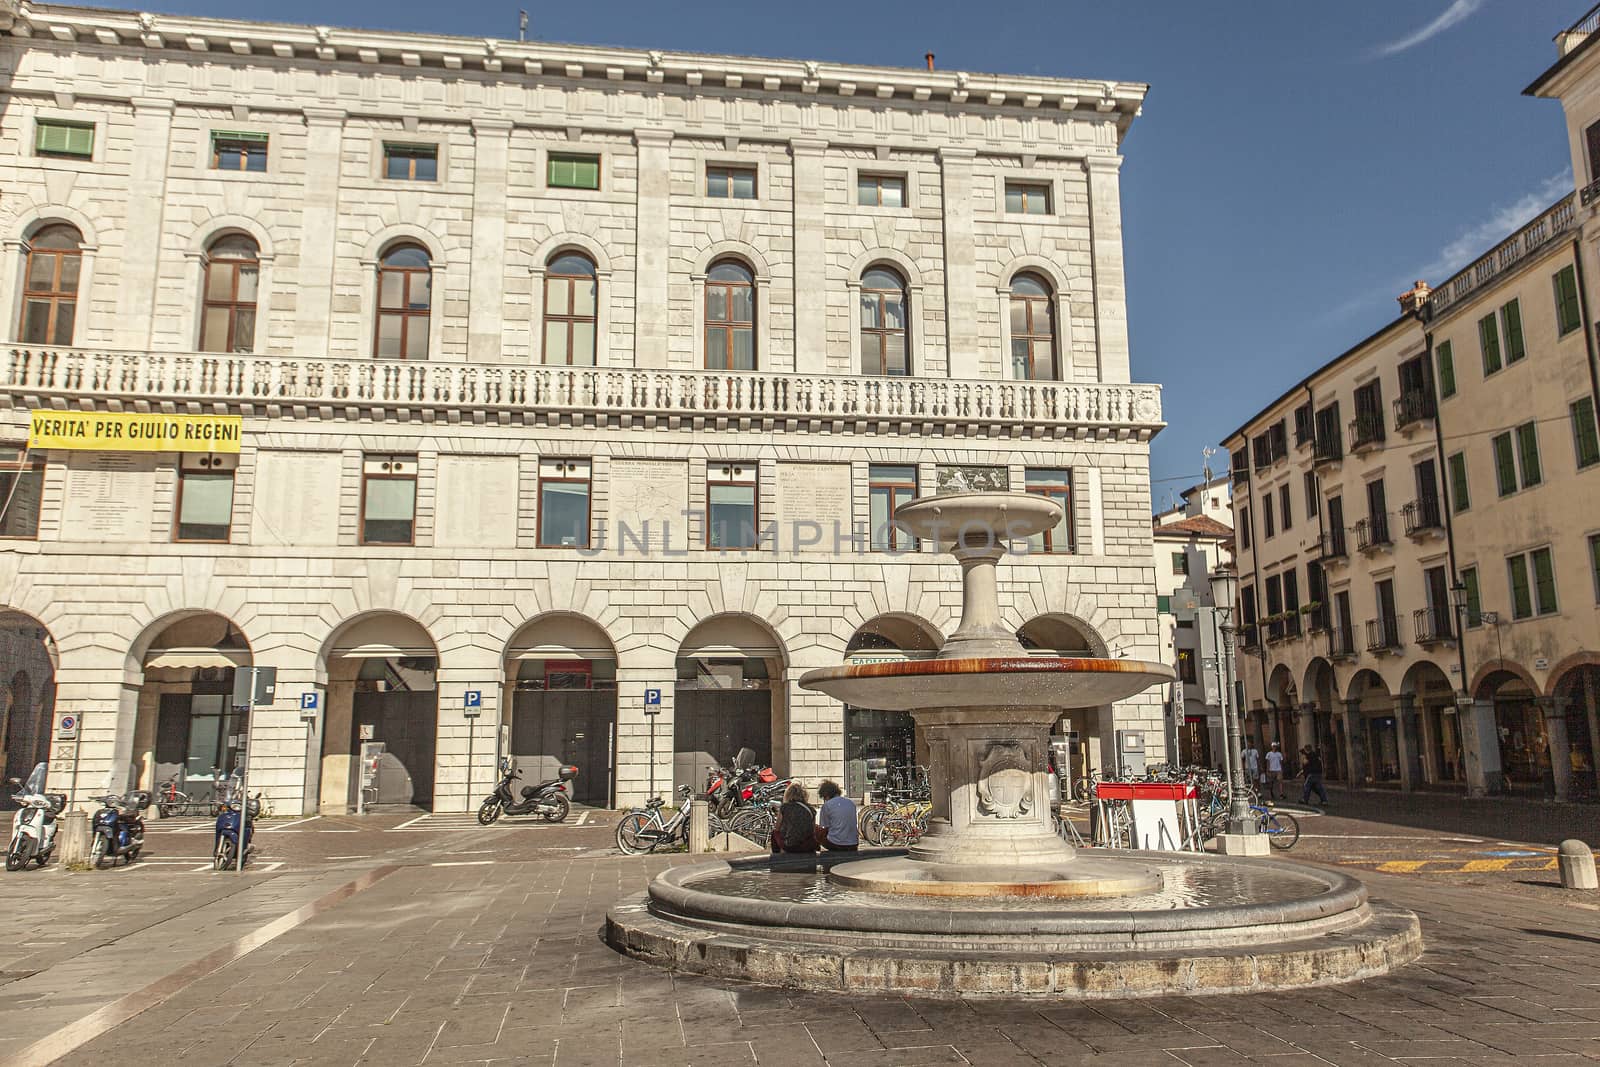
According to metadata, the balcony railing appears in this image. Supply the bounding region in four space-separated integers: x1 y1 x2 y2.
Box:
1348 413 1385 451
1319 530 1348 563
1313 432 1343 466
1582 176 1600 208
1354 515 1391 552
1428 194 1577 317
1263 613 1302 644
1329 627 1357 660
1364 616 1402 654
1 346 1165 435
1412 606 1454 646
1393 390 1435 431
1402 497 1443 538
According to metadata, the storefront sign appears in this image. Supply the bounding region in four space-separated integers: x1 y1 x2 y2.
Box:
28 410 242 453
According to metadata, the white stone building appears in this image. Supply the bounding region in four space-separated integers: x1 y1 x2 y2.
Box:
0 2 1165 814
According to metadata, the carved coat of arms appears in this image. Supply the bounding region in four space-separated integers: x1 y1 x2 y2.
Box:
975 741 1033 819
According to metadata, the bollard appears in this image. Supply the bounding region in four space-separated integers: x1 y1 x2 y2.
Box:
57 810 89 867
688 799 709 854
1558 839 1598 890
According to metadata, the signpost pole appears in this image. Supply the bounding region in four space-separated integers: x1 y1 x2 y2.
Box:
643 688 663 802
462 688 483 807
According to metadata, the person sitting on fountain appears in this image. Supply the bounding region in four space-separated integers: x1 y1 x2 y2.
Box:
771 781 820 854
813 780 860 852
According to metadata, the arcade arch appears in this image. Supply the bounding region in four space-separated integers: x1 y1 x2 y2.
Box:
0 612 57 795
502 613 618 807
1017 614 1113 779
674 614 788 794
841 613 941 796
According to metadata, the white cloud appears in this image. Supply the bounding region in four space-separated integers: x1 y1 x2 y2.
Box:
1371 0 1486 58
1413 172 1573 282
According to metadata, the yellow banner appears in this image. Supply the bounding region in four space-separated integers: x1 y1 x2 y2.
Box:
27 411 242 453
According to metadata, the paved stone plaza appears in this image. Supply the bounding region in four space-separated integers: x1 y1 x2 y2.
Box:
0 809 1594 1066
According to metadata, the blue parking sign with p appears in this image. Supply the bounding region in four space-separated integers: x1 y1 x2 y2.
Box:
644 688 662 706
300 692 319 710
464 690 482 708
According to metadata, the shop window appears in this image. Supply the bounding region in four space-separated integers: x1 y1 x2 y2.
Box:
538 459 591 549
174 454 236 542
868 465 917 551
0 448 45 539
707 462 758 550
360 455 417 545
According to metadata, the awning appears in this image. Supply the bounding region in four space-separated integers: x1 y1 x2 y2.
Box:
143 646 251 670
331 641 437 659
509 643 615 661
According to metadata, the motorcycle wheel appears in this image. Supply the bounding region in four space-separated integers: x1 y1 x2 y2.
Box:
90 834 108 869
614 812 652 855
542 794 571 823
214 839 233 871
126 847 141 864
5 844 24 872
477 800 503 826
35 849 51 869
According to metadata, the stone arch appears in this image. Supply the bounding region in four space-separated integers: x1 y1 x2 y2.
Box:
502 612 620 807
1345 668 1390 705
358 223 450 268
1471 659 1539 703
528 231 613 275
126 610 253 686
674 612 790 788
1302 656 1336 704
0 611 58 787
691 238 772 281
10 204 100 250
1545 651 1600 697
1015 613 1110 658
845 613 941 655
185 214 277 260
1266 663 1298 707
990 253 1069 296
1016 613 1114 776
846 246 927 290
1400 659 1453 697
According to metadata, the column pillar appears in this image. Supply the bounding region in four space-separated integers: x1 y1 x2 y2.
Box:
48 648 138 809
295 107 347 352
115 98 175 349
938 147 978 380
434 652 502 814
1584 670 1600 797
1538 696 1572 802
789 137 829 374
1340 699 1367 787
467 119 513 364
1084 154 1131 383
632 129 674 369
1460 698 1502 797
244 645 320 817
1293 702 1316 766
1417 699 1441 784
615 651 676 807
1394 693 1418 793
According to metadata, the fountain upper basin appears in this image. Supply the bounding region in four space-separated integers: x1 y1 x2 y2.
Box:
800 655 1176 711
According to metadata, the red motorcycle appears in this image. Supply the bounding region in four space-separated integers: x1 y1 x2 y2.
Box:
703 750 778 817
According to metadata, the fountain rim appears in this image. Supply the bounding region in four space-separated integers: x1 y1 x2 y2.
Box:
800 655 1175 685
648 853 1368 937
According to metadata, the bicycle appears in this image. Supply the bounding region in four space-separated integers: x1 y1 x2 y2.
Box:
156 775 194 818
614 787 732 854
1253 804 1299 850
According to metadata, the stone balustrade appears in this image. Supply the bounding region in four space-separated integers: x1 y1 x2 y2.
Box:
3 346 1164 438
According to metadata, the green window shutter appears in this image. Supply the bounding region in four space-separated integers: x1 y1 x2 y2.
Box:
1591 535 1600 602
1156 595 1172 615
1448 452 1470 513
1555 267 1582 335
212 130 269 143
1501 300 1525 363
1532 548 1557 615
1516 421 1541 487
549 154 599 189
1493 433 1517 497
1436 341 1456 398
1478 314 1501 375
36 120 94 158
1508 554 1532 619
1461 567 1481 626
1572 397 1600 469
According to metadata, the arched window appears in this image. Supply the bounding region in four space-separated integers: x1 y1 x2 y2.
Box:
374 243 432 359
543 251 597 366
705 259 755 370
1009 272 1056 380
860 266 909 376
200 234 260 353
18 224 83 345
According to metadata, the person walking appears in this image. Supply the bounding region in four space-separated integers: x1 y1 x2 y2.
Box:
1300 747 1329 807
1265 742 1285 802
1241 741 1261 791
813 780 859 852
771 781 819 854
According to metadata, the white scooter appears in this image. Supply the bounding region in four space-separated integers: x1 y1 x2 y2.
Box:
7 763 66 871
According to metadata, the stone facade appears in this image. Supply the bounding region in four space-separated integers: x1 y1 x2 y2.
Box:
0 4 1164 813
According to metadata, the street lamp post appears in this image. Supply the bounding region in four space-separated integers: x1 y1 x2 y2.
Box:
1208 566 1257 836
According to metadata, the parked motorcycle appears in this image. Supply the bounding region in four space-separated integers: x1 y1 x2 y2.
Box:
6 763 66 871
477 759 575 824
703 749 778 818
213 794 260 870
89 790 150 868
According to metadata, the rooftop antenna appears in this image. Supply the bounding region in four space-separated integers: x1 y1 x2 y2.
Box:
518 10 528 42
1201 446 1217 485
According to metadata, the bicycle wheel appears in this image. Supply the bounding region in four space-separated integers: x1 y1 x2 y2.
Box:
615 812 654 855
729 808 773 846
1261 810 1299 850
859 807 889 847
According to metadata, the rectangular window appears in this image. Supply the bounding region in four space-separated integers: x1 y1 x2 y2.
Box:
1024 469 1075 553
383 142 438 182
35 119 94 159
1515 421 1542 488
1436 340 1456 399
1572 396 1600 470
360 455 417 545
537 459 591 549
1003 181 1051 215
706 165 756 200
1555 265 1582 336
210 131 268 172
868 465 917 551
707 462 758 550
857 173 905 207
174 455 236 542
1500 299 1526 364
1492 432 1517 497
1531 546 1558 615
1461 566 1482 628
1479 312 1502 376
1172 551 1189 575
1239 506 1251 551
1590 534 1600 603
1304 472 1319 518
1262 493 1275 538
548 152 600 190
1177 647 1196 683
1293 403 1313 447
1278 483 1292 531
1157 595 1172 615
0 448 45 539
1507 552 1533 620
1447 451 1470 513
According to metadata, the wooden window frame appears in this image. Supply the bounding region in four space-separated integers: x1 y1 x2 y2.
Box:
18 225 83 346
543 254 598 367
536 460 592 550
860 268 910 376
1009 274 1057 381
856 172 906 207
1024 469 1075 553
172 455 235 544
0 448 45 540
373 245 432 360
705 165 757 200
382 142 438 182
358 455 417 547
867 465 918 551
706 463 759 551
704 260 756 371
210 132 269 172
200 238 260 354
1004 181 1052 215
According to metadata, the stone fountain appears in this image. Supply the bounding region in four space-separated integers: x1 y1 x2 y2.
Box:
606 493 1421 998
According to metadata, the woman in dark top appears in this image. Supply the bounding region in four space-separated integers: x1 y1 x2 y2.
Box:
772 782 818 854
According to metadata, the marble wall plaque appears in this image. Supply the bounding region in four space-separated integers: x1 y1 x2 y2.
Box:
776 463 852 552
936 465 1009 493
607 459 688 550
251 451 341 546
434 455 518 548
61 452 156 543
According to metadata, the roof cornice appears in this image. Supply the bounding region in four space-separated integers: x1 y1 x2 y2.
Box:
5 3 1148 137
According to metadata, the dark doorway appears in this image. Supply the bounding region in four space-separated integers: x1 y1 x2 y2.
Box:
351 681 438 809
673 688 772 794
511 660 616 806
154 675 240 805
1180 715 1212 768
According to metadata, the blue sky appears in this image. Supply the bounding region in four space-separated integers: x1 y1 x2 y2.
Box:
107 0 1583 501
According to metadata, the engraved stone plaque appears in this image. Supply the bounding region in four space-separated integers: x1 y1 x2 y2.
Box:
775 463 852 552
251 451 341 547
434 455 517 548
61 452 156 543
607 458 688 551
